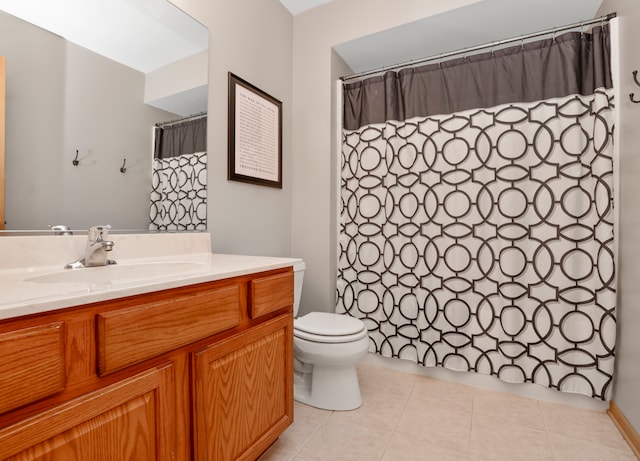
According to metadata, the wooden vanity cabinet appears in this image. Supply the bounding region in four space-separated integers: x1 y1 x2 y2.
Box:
0 267 294 461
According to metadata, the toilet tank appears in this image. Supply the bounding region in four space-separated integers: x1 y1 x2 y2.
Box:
292 259 305 317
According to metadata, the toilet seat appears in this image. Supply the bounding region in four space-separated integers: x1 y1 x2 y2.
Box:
294 312 367 343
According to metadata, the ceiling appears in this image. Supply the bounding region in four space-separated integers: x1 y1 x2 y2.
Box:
0 0 604 78
278 0 333 15
333 0 604 75
0 1 321 73
0 0 208 73
280 0 603 76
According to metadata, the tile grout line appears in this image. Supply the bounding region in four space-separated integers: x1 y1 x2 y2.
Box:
377 377 418 460
535 398 560 461
468 388 478 460
289 408 334 460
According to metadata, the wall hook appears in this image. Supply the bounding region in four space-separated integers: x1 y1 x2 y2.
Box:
120 158 127 174
630 70 640 104
72 149 80 166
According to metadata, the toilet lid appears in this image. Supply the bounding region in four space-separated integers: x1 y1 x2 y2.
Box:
294 327 367 343
294 312 366 338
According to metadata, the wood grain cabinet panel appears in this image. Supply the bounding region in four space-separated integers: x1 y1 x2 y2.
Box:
250 271 293 319
0 267 294 461
97 284 241 375
0 364 176 461
193 313 293 461
0 322 65 414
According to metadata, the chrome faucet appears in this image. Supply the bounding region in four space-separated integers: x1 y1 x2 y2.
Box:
48 224 73 235
65 225 117 269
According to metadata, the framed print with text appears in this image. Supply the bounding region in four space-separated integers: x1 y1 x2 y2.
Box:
228 72 282 188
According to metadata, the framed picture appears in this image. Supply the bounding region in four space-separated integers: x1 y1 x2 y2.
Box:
228 72 282 188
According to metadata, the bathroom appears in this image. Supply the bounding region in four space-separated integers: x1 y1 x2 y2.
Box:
1 0 640 459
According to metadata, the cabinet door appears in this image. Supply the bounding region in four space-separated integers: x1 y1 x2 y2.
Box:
193 314 293 461
0 364 176 461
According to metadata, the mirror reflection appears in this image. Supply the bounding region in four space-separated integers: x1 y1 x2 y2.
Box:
0 0 209 232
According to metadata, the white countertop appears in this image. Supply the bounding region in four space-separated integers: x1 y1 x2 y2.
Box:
0 253 298 321
0 233 299 321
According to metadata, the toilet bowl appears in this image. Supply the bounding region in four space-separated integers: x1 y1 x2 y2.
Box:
292 260 369 410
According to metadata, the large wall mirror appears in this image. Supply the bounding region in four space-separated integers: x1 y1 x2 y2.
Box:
0 0 208 232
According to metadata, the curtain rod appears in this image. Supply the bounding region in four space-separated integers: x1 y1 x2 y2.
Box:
155 111 207 128
341 12 617 82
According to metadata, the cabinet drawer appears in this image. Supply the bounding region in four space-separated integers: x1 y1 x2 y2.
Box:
250 271 294 319
97 284 241 375
0 322 65 414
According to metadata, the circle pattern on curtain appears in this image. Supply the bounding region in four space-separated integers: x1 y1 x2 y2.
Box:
337 89 616 400
149 152 207 230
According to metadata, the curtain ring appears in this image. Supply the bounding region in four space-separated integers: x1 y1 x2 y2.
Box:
580 20 585 37
552 27 556 42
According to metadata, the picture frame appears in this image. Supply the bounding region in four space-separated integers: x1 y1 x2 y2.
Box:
228 72 283 188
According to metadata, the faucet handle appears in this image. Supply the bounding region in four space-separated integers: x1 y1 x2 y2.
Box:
88 224 112 241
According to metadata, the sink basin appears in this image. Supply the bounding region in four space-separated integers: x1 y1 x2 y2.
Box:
26 262 205 284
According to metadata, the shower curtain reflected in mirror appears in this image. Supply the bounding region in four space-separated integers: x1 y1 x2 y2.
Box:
149 115 207 231
337 25 616 400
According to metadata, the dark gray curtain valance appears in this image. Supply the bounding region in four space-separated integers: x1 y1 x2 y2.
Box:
154 116 207 159
343 25 611 131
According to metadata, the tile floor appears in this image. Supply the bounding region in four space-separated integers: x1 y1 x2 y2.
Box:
259 363 637 461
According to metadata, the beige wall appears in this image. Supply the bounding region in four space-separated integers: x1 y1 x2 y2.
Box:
1 12 65 229
171 0 294 258
144 49 208 113
0 12 174 230
598 0 640 436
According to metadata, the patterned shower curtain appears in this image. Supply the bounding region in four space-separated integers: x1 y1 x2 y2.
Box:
149 116 207 230
337 26 616 400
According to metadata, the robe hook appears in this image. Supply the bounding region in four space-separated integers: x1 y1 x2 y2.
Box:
72 149 79 166
120 158 127 173
630 70 640 104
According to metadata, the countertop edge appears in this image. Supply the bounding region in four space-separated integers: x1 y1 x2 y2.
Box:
0 254 300 322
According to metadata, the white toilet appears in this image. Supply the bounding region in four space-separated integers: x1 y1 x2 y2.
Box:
292 260 369 410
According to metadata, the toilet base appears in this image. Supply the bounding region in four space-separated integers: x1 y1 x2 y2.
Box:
294 364 362 411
